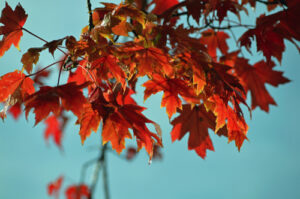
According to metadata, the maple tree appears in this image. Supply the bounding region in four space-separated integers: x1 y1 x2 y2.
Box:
0 0 298 198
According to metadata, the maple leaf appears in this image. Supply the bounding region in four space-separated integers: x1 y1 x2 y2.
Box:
0 71 24 103
43 38 65 56
21 47 44 74
0 71 34 120
120 45 173 77
111 18 132 36
90 86 162 157
210 95 248 149
186 0 207 24
8 102 21 120
239 4 300 63
24 86 61 125
234 58 290 112
91 55 127 89
171 104 218 158
48 176 63 198
208 0 246 23
67 65 87 86
24 82 88 125
65 184 90 199
143 74 198 118
199 29 229 58
151 0 179 15
44 115 63 147
0 3 27 57
77 104 101 144
102 116 132 153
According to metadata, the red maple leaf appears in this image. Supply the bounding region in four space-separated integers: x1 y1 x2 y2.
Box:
48 176 63 198
0 2 27 57
234 58 290 112
91 55 126 89
8 103 21 120
151 0 179 15
65 184 90 199
67 65 88 85
121 45 173 77
0 71 34 120
239 3 300 62
199 29 229 58
0 71 25 103
171 104 223 158
44 115 63 147
24 82 88 125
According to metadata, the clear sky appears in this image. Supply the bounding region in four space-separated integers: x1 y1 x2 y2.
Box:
0 1 300 199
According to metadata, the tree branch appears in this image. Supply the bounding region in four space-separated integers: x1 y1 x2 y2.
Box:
87 0 94 31
88 143 109 199
255 0 286 6
102 152 110 199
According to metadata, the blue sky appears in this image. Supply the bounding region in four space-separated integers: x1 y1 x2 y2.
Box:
0 1 300 199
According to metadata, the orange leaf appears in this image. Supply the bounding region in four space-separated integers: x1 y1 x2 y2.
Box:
77 104 101 144
67 66 87 85
111 19 132 36
102 117 132 153
21 47 44 74
0 3 27 57
0 71 24 103
91 55 126 89
0 71 34 120
211 95 248 150
143 74 198 118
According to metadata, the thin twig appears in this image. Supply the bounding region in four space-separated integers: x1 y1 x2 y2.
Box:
25 60 63 77
208 24 254 30
22 28 68 55
22 28 48 43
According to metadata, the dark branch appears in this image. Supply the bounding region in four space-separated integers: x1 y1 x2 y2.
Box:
208 24 254 30
255 0 287 6
87 0 94 31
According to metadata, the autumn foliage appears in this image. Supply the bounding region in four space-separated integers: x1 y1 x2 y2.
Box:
0 0 299 198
